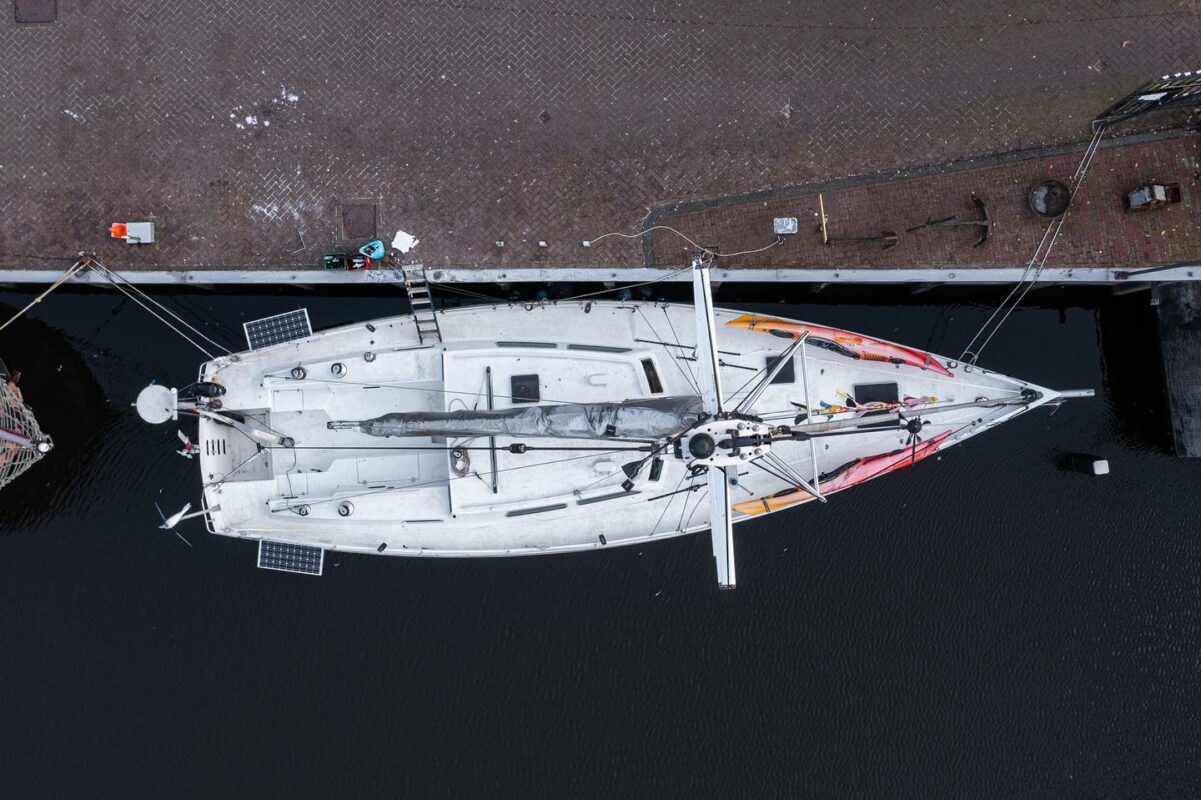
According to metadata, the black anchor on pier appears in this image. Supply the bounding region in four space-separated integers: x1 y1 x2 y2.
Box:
906 193 992 248
822 229 899 250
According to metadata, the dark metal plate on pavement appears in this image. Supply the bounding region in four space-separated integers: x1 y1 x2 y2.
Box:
14 0 56 23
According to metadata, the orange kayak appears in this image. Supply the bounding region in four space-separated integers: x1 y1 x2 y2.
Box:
732 430 952 516
727 314 953 378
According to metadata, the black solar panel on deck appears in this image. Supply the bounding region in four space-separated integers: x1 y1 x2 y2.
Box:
257 540 324 576
243 309 313 351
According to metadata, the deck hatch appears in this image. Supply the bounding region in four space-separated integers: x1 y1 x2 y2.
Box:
853 382 899 404
766 353 796 384
510 374 541 404
244 309 312 351
257 540 324 576
641 358 664 394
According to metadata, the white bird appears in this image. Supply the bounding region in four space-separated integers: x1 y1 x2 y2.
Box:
154 502 194 546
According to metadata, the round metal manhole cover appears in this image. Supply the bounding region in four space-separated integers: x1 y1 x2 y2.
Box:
1028 179 1072 219
340 203 378 241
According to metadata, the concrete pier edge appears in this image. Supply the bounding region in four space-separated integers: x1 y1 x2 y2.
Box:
0 264 1198 286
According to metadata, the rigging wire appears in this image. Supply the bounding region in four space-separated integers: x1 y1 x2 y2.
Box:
269 449 618 513
968 134 1107 362
659 305 702 395
0 258 87 334
649 468 692 535
97 270 218 359
413 281 506 305
553 264 694 303
635 306 701 396
204 448 265 488
676 469 701 532
89 260 235 357
266 370 660 415
956 124 1107 366
747 457 797 488
269 443 652 453
169 293 247 353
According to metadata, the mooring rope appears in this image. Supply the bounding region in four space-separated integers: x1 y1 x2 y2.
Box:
88 259 235 358
957 123 1107 367
0 258 87 334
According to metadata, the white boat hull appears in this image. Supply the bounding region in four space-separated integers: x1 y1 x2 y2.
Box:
193 302 1055 559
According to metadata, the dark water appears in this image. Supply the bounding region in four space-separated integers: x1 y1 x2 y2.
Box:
1 289 1199 799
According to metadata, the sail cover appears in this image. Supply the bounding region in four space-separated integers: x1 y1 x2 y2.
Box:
329 396 703 441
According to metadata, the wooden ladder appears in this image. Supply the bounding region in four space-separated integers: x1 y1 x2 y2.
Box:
402 267 442 344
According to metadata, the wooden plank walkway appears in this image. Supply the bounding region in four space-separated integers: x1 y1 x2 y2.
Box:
1157 282 1201 457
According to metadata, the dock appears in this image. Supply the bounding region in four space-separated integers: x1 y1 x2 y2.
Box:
0 2 1199 285
3 128 1200 288
1158 283 1201 456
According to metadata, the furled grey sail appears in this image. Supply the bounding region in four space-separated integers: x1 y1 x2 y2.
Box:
328 396 703 441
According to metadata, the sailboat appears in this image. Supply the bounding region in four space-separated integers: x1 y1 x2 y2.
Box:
136 261 1087 583
0 358 52 492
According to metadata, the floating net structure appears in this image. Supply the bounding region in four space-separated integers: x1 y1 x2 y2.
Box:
0 362 52 491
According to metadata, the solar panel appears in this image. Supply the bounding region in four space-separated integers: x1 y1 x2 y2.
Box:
244 309 312 351
257 540 325 576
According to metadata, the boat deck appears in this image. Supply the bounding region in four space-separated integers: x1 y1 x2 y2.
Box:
195 301 1054 556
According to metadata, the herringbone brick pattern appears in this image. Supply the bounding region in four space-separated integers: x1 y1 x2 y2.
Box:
0 1 1197 270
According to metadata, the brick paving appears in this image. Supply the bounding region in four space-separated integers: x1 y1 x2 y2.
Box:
648 132 1201 270
0 1 1198 272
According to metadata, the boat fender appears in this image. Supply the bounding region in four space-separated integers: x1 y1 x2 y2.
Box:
1066 453 1110 476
